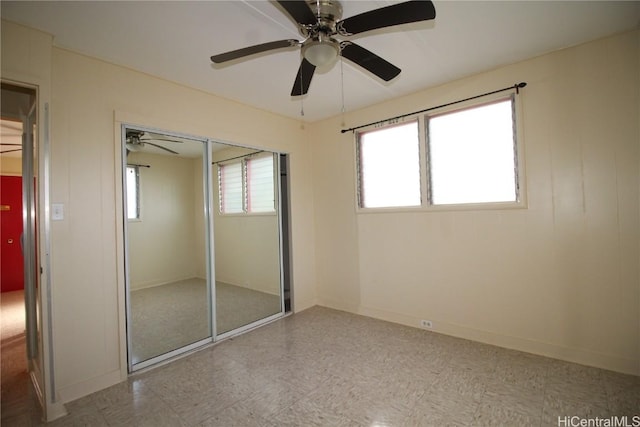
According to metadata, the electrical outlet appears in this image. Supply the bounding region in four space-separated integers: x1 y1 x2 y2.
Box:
420 319 433 329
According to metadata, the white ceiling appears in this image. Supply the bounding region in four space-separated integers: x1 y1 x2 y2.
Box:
1 1 639 122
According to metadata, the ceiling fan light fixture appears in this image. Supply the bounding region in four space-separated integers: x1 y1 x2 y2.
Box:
303 38 339 67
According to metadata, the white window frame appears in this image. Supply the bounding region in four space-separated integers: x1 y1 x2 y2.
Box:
218 153 277 216
356 120 422 210
355 92 526 213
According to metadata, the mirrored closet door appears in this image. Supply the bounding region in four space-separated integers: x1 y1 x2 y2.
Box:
123 126 213 370
212 143 283 336
122 126 288 372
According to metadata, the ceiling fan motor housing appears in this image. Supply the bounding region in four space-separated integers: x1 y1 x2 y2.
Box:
301 0 343 66
126 130 144 144
303 0 343 37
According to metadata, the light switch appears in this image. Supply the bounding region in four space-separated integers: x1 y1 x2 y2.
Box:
52 203 64 221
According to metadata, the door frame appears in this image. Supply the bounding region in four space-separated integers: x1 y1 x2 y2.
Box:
0 79 61 420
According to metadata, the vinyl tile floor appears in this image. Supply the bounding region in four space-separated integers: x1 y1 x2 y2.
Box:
8 306 640 426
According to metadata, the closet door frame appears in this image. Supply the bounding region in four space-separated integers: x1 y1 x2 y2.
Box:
121 124 288 372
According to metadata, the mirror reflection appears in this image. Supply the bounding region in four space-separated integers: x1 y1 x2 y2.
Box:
125 129 210 365
212 143 282 334
124 128 284 368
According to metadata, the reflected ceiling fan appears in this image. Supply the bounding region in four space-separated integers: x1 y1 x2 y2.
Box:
125 130 183 155
210 0 436 96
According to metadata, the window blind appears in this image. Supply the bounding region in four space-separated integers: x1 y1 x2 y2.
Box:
219 162 243 213
246 155 275 213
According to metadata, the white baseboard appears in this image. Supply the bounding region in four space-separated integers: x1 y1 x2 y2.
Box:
292 296 317 313
43 399 68 423
57 369 125 406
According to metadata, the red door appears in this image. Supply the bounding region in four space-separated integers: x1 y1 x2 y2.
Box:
1 175 24 292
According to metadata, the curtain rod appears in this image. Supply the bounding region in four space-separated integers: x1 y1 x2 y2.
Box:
212 150 264 165
127 163 150 168
340 82 527 134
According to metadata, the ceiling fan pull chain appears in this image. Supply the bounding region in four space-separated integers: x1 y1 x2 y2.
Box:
340 55 346 126
300 65 305 117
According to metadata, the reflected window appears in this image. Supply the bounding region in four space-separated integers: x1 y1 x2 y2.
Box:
126 166 140 219
219 162 243 214
219 154 275 214
246 155 275 213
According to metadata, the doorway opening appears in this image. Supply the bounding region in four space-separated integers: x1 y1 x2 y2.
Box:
1 81 43 423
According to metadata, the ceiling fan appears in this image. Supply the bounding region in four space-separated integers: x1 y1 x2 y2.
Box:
210 0 436 96
125 130 183 155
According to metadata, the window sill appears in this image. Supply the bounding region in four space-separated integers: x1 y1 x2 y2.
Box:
356 200 527 214
217 211 277 217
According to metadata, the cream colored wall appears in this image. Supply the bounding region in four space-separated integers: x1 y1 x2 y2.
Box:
126 151 199 290
42 43 317 403
193 156 206 279
213 214 281 295
310 30 640 375
0 156 22 175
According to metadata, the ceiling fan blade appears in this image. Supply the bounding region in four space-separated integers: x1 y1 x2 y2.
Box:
211 39 299 63
338 0 436 35
277 1 317 25
141 137 184 144
1 148 22 154
341 43 401 81
291 58 316 96
145 142 179 155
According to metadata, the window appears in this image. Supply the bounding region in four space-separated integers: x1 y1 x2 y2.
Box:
358 121 421 208
219 161 243 214
218 154 275 214
126 166 140 219
357 96 520 210
246 156 275 213
427 98 517 205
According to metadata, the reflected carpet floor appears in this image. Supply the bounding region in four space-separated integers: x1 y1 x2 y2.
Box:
130 279 281 364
